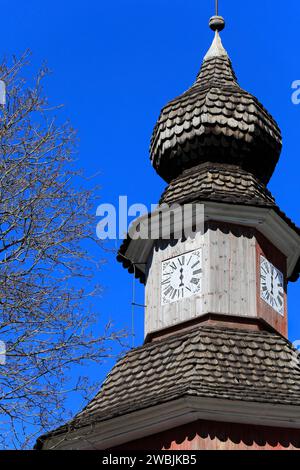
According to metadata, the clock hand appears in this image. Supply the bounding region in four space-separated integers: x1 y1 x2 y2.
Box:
271 269 274 296
179 267 184 287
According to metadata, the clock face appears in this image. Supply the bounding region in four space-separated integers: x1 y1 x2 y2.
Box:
260 256 284 315
161 249 202 305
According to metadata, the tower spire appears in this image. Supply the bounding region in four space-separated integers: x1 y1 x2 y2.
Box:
150 2 282 186
204 1 227 61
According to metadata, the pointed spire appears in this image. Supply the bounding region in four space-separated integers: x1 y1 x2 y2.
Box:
204 31 228 61
150 5 282 185
204 6 227 61
196 10 234 85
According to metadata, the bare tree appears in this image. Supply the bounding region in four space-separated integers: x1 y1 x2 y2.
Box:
0 52 126 449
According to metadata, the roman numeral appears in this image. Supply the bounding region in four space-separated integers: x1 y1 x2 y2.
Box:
178 256 185 266
261 266 268 275
164 286 173 296
191 260 200 269
163 271 172 276
193 269 202 275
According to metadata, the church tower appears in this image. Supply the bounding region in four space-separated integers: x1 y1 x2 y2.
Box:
37 10 300 450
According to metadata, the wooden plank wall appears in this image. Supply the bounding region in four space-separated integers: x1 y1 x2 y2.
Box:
145 226 257 337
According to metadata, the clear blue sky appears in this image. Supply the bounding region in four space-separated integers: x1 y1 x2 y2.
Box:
2 0 300 425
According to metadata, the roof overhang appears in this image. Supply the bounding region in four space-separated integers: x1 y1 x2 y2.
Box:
40 395 300 450
118 202 300 282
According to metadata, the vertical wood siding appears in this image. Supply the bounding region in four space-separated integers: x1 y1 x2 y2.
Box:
145 225 257 337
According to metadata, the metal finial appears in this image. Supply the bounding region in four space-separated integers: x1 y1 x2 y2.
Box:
209 16 225 32
209 0 225 32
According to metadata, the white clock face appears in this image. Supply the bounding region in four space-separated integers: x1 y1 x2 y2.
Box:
260 256 284 315
161 249 202 305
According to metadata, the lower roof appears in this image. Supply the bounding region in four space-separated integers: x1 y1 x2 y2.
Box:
36 323 300 448
159 162 276 207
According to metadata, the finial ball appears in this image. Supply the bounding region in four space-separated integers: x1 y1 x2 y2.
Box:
209 15 225 32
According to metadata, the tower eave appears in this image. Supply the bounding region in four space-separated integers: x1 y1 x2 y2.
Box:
117 201 300 285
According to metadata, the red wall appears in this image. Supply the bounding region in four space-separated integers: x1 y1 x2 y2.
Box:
256 231 288 337
113 419 300 451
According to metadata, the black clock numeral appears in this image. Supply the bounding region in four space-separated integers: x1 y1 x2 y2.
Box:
193 269 202 275
261 266 268 275
164 286 173 296
191 260 200 269
171 289 177 300
178 256 185 266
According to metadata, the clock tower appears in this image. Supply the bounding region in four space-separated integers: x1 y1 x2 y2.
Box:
118 16 298 341
37 10 300 451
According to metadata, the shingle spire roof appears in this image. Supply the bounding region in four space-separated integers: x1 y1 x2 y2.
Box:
150 16 282 185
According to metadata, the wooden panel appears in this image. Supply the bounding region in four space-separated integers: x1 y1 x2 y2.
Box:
113 419 300 451
207 227 257 317
145 224 257 337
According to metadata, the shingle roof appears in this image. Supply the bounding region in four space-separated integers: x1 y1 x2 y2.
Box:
160 162 276 207
150 34 282 185
46 325 300 439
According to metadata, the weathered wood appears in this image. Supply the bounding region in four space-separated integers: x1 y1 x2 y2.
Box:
145 225 257 337
145 223 288 338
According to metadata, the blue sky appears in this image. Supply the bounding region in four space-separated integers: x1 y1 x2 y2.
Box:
2 0 300 428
